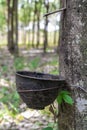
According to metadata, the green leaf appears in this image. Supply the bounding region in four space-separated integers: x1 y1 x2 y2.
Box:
57 95 63 104
63 95 74 105
42 127 53 130
60 90 70 95
13 92 20 100
56 90 74 105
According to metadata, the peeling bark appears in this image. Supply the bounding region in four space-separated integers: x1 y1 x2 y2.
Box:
58 0 87 130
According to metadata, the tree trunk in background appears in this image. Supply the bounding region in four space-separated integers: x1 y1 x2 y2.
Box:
58 0 87 130
43 0 49 53
36 0 42 48
7 0 13 53
7 0 18 55
28 4 31 48
36 12 40 48
44 16 48 53
32 1 37 48
53 30 57 45
13 0 18 54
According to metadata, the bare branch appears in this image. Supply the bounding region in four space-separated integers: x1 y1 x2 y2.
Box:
43 0 67 17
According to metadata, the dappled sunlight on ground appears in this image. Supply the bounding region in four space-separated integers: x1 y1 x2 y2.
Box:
0 79 9 87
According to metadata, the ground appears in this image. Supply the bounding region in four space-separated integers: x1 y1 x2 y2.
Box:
0 47 58 130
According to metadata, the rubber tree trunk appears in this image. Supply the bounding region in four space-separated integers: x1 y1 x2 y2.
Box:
32 1 37 48
36 0 42 48
7 0 18 56
43 0 49 53
58 0 87 130
43 16 48 53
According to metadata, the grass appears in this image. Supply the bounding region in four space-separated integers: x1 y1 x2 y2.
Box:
14 56 41 71
14 57 25 70
27 57 40 70
0 87 20 115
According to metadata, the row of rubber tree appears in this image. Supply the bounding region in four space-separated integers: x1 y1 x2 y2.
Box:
0 0 60 55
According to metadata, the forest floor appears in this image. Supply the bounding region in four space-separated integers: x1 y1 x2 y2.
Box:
0 47 58 130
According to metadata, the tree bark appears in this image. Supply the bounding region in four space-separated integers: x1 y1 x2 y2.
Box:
32 1 37 48
7 0 18 55
13 0 19 55
58 0 87 130
36 0 42 48
43 0 49 53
